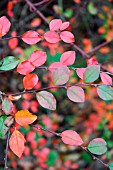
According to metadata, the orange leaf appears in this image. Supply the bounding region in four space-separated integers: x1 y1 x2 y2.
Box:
15 110 37 126
23 74 39 90
9 130 26 158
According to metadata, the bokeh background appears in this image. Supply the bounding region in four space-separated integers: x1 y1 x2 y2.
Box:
0 0 113 169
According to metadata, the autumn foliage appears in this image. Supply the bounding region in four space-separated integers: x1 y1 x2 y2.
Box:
0 0 113 170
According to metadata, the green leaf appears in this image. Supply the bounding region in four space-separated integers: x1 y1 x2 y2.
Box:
88 2 98 15
97 85 113 100
46 150 58 166
109 163 113 170
84 65 100 83
88 138 107 155
0 56 20 71
0 115 9 138
64 9 73 18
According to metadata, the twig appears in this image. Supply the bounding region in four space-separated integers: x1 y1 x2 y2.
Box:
4 130 10 170
32 125 109 169
34 0 50 7
24 0 49 25
1 83 113 97
88 39 113 54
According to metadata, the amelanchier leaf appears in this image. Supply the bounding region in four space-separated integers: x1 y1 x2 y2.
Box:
61 130 83 146
88 138 107 155
9 130 26 158
84 65 100 83
36 91 56 110
0 115 9 138
0 56 20 71
109 163 113 170
97 85 113 100
67 86 85 103
15 110 37 126
52 66 69 85
2 98 13 115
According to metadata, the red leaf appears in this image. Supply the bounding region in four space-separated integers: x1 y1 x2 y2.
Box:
44 31 61 43
28 50 47 67
87 57 98 66
21 30 42 45
60 22 70 31
67 86 85 103
60 31 75 43
49 19 62 31
23 74 39 90
76 68 86 79
61 130 83 146
49 62 64 72
100 72 112 85
17 60 35 75
8 38 18 50
30 18 41 27
15 110 37 126
9 130 26 158
60 51 76 66
0 16 11 37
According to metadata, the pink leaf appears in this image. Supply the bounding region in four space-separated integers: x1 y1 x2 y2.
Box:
76 68 86 79
67 86 85 103
44 31 61 43
21 30 42 45
49 19 62 31
0 16 11 37
61 130 83 146
60 31 75 43
17 60 35 75
49 62 64 72
100 72 112 85
28 50 47 67
60 22 70 31
60 51 76 66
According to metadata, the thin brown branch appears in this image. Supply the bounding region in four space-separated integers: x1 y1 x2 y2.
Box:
4 130 10 170
24 0 49 25
34 0 50 7
32 125 109 169
1 83 113 97
88 39 113 54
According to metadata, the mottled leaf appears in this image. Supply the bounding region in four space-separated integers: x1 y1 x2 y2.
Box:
88 138 107 155
67 86 85 103
97 85 113 100
36 91 56 110
52 66 69 85
84 65 100 83
0 56 20 71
